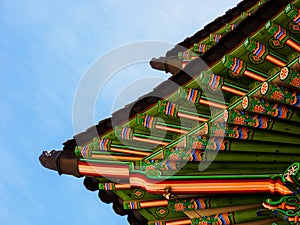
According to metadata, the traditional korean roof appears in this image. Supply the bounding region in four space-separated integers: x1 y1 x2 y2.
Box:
40 0 300 224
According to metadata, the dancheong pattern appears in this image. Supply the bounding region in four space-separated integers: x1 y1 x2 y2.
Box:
244 38 268 61
260 82 300 107
40 1 300 225
169 197 210 212
208 123 253 140
158 100 178 117
191 213 234 225
187 135 226 151
279 67 300 88
222 55 246 78
164 147 203 162
178 86 202 104
265 20 289 43
115 126 134 140
241 96 293 120
226 110 274 129
194 43 209 53
137 114 157 129
200 71 224 92
285 3 300 25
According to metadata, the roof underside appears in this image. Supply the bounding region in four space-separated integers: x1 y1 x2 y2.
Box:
46 0 300 224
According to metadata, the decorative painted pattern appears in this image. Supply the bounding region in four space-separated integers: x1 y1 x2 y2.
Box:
289 21 300 34
178 51 197 60
261 195 300 225
188 135 226 151
123 200 141 210
194 43 209 53
164 147 192 161
268 37 284 49
115 126 134 140
178 87 202 104
80 144 92 157
244 38 268 60
131 189 145 199
209 123 253 140
98 182 115 190
265 21 289 43
249 53 264 65
158 100 178 117
155 207 169 218
222 55 246 78
279 67 300 88
210 34 222 43
148 221 165 225
170 197 210 212
285 4 300 25
263 196 300 211
288 52 300 62
137 114 157 129
192 213 234 225
142 159 181 171
260 82 300 107
75 137 112 156
226 110 274 129
164 147 204 162
226 23 236 32
241 96 293 119
92 137 112 151
282 162 300 192
268 67 281 77
199 71 224 92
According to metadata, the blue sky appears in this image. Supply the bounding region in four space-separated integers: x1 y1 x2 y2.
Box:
1 0 240 224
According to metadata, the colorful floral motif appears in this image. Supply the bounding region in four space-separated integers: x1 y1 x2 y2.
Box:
227 110 274 129
242 96 292 119
261 83 300 107
164 147 192 161
170 197 209 212
279 67 300 88
187 136 226 151
192 213 233 225
142 159 181 171
208 123 252 140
